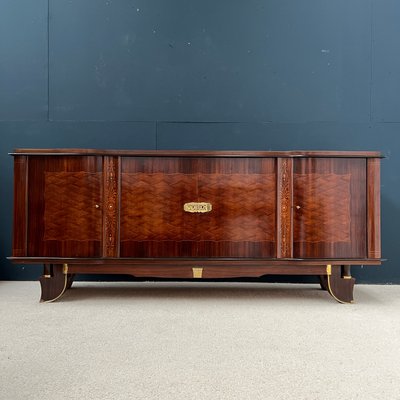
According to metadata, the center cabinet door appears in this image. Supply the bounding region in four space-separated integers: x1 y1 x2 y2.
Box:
120 157 277 257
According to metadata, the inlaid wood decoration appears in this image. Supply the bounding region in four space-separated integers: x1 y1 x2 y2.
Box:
26 156 102 257
294 173 351 243
103 156 119 257
293 158 366 258
9 150 382 304
120 157 276 257
44 171 101 241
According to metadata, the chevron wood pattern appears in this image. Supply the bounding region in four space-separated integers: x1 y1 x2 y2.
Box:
292 157 367 258
120 171 276 257
197 173 276 241
120 156 277 257
120 173 276 242
44 172 102 241
121 173 197 240
294 173 351 243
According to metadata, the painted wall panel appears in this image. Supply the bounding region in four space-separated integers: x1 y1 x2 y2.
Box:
49 0 371 122
372 0 400 122
0 0 48 120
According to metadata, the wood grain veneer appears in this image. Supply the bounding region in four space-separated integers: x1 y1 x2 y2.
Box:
9 150 383 303
120 157 276 258
293 158 366 258
11 149 383 158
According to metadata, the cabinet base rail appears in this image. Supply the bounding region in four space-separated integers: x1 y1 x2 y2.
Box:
37 263 363 304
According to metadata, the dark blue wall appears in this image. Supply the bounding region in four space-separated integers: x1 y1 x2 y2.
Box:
1 0 399 283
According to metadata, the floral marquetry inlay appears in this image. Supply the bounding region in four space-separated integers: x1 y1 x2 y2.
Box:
103 157 119 257
277 158 293 258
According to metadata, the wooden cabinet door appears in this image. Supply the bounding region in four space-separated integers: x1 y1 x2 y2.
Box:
120 157 199 257
120 157 276 258
293 158 366 258
27 156 102 257
195 158 276 257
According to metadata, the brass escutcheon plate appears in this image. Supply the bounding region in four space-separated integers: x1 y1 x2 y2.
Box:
184 202 212 213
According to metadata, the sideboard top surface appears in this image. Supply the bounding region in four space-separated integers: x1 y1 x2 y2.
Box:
10 149 384 158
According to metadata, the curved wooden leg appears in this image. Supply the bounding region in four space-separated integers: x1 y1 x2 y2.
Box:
319 275 329 291
66 274 75 289
39 264 68 303
326 265 355 304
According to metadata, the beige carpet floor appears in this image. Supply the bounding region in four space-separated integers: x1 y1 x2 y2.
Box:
1 281 400 400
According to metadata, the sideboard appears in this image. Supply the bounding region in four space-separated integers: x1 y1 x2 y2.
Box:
8 149 383 303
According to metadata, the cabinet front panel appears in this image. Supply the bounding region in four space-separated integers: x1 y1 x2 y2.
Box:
120 157 276 257
27 156 102 257
293 158 366 258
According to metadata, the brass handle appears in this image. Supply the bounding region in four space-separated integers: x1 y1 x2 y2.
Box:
95 204 100 209
295 205 301 210
184 202 212 213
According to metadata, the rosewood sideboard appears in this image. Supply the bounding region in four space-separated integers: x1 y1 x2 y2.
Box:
8 149 383 303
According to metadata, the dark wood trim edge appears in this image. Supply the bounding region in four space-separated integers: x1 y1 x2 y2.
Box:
12 156 28 257
367 158 381 259
10 149 385 158
7 257 383 266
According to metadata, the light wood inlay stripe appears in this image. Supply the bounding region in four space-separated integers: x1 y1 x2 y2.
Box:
277 158 293 258
103 156 120 257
